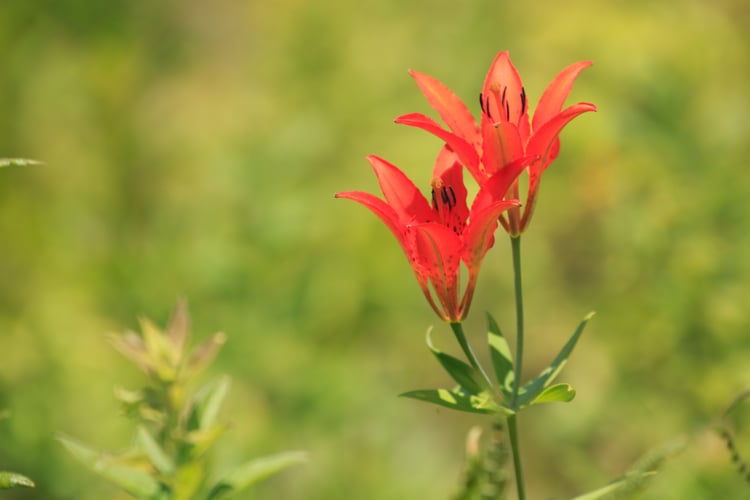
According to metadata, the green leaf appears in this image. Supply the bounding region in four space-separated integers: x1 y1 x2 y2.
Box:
188 375 231 432
516 312 594 409
108 332 153 374
570 477 637 500
529 383 576 405
187 332 227 378
206 451 308 500
184 424 228 461
136 426 175 475
0 471 35 489
58 434 163 499
426 328 484 394
166 299 191 359
173 460 205 500
0 158 41 168
486 313 514 399
400 389 500 415
570 437 686 499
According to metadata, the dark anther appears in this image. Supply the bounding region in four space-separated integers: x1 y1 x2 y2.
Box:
440 187 452 208
448 186 457 206
505 101 510 121
501 86 507 105
431 189 437 208
482 94 492 120
520 87 527 115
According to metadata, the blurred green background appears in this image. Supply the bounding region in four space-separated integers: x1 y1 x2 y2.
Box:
1 0 749 498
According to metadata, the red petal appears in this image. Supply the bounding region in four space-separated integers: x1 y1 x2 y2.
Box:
409 69 480 146
481 51 530 133
471 154 533 213
431 145 460 179
366 155 433 224
481 120 523 175
395 113 479 172
533 61 593 133
463 199 520 270
526 102 597 170
335 190 407 247
412 223 463 321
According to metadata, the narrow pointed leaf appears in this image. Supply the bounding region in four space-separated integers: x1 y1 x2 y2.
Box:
570 477 637 500
187 375 231 432
58 435 162 498
136 426 175 475
529 383 576 405
206 451 308 500
108 332 153 374
184 424 228 461
400 389 499 415
486 313 514 398
166 299 190 359
0 471 34 489
516 312 594 408
0 158 41 168
426 329 484 394
140 317 168 359
186 332 227 377
139 317 179 382
570 438 685 499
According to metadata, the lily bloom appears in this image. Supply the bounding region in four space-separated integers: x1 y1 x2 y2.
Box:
396 51 596 235
336 148 524 322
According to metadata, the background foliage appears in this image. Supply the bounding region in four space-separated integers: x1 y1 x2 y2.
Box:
1 0 749 498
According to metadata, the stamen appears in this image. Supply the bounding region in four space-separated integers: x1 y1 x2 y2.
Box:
520 87 526 115
505 100 510 121
448 186 456 206
440 187 452 209
501 86 507 106
479 93 485 114
431 189 437 209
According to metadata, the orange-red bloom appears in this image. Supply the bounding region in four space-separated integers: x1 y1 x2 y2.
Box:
336 148 523 322
396 51 596 235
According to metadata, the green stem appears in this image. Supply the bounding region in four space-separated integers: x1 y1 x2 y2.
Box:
449 322 493 389
508 235 526 500
506 414 525 500
510 236 524 407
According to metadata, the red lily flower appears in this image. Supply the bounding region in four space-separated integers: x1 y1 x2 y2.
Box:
395 51 596 235
336 148 523 322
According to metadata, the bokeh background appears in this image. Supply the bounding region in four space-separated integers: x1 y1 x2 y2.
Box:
1 0 750 498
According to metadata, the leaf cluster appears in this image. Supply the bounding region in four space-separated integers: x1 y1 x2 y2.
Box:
401 312 594 416
59 301 305 499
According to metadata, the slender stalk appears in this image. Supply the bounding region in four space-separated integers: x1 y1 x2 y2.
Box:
508 235 526 500
506 414 525 500
449 322 493 389
510 236 524 407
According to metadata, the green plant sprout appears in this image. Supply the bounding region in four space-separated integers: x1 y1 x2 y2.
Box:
59 301 306 499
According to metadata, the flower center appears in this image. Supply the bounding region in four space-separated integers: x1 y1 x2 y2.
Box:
479 85 527 124
431 180 464 236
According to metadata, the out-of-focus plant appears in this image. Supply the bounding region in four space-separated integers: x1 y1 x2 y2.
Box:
0 411 35 491
59 301 306 499
1 160 36 491
716 387 750 486
0 158 42 168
